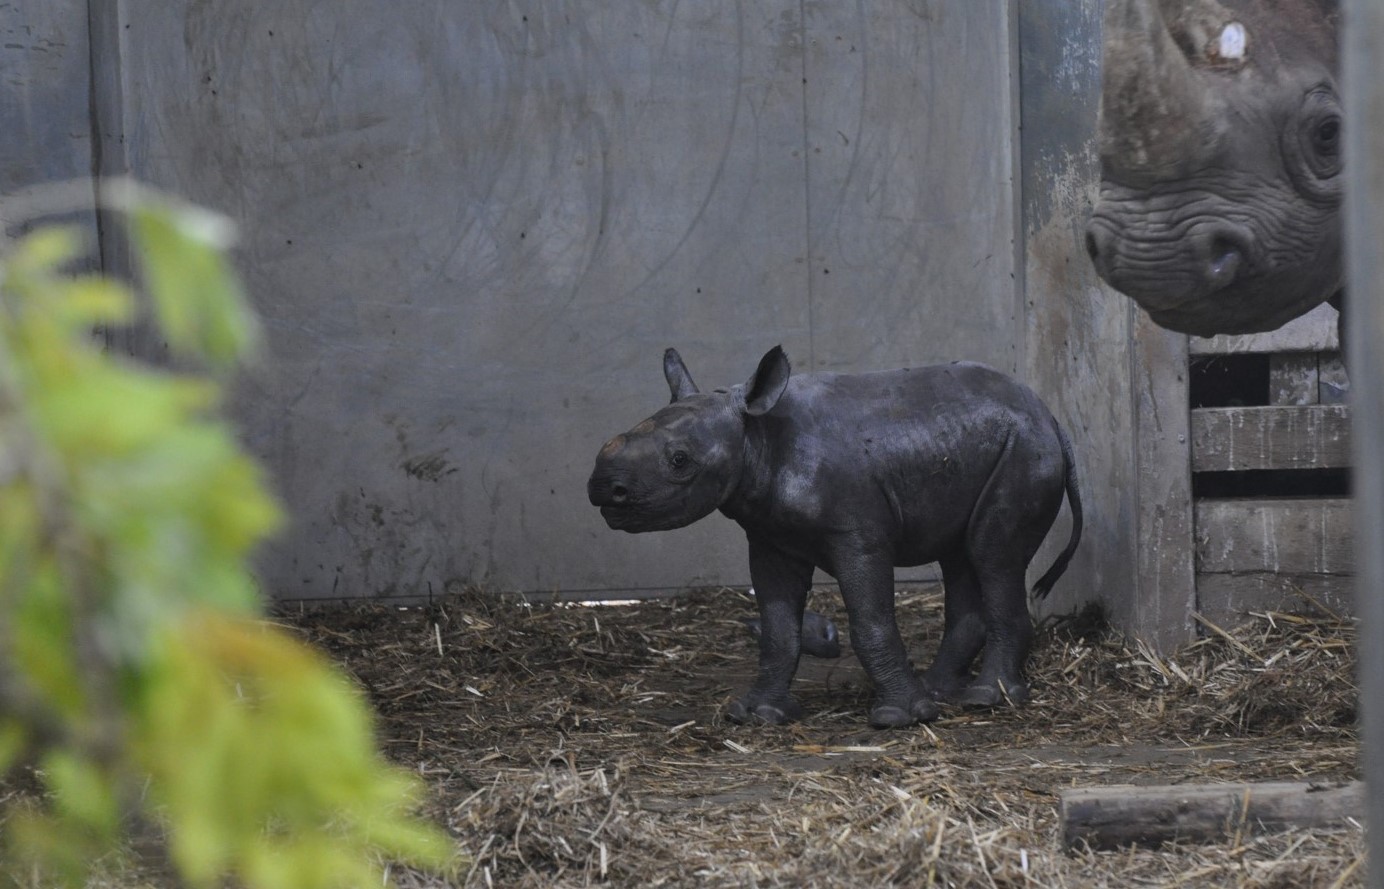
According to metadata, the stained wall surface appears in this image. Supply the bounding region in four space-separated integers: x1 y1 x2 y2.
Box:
0 1 97 223
97 1 1022 599
2 2 1143 626
1018 0 1194 648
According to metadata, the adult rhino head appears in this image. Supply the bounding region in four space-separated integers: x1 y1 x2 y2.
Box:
1085 0 1342 336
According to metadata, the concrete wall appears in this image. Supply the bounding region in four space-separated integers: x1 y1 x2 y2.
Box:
98 0 1023 600
1019 0 1126 623
2 1 1177 642
0 1 97 221
1018 0 1194 648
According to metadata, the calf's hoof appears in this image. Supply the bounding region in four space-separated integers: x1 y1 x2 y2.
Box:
868 696 940 729
919 675 968 703
957 679 1029 709
726 696 802 725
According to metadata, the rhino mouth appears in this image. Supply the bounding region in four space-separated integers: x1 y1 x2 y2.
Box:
1144 288 1315 337
599 503 695 533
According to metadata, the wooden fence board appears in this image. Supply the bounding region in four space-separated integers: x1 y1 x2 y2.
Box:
1269 354 1320 405
1196 573 1354 625
1194 498 1353 575
1191 405 1352 472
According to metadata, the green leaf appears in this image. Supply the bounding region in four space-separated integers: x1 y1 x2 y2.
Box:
52 276 136 329
43 750 120 837
0 721 26 776
6 807 96 886
127 200 257 370
2 225 84 288
0 189 452 889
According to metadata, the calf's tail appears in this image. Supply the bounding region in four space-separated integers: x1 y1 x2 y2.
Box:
1030 420 1083 600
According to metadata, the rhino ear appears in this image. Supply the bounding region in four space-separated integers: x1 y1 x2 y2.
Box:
742 346 791 417
664 348 700 402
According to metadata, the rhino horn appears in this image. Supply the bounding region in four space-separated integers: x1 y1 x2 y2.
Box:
1100 0 1220 176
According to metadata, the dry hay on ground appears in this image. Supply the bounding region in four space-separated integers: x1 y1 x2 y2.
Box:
282 585 1363 888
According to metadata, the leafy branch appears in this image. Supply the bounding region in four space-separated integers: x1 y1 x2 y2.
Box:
0 183 453 887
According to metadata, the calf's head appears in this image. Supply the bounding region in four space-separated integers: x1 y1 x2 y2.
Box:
587 346 790 533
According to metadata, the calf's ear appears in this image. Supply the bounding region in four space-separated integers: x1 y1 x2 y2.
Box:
743 346 791 417
664 348 700 401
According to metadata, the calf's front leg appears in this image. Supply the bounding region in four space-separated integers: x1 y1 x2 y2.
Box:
725 539 812 725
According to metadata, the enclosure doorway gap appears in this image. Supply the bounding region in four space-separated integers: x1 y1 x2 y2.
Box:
84 0 125 279
797 0 817 371
1004 0 1026 380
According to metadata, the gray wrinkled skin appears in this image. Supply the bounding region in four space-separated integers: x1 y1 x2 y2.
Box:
587 347 1083 729
746 608 841 659
1086 0 1342 336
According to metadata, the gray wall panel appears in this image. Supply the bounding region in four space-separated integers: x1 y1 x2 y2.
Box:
803 2 1019 376
113 1 822 597
1019 0 1133 621
1 1 91 190
1019 0 1196 647
1 1 96 221
31 1 1040 602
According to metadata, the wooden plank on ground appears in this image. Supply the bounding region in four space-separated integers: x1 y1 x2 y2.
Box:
1061 780 1363 850
1194 498 1353 575
1196 573 1354 625
1190 404 1352 472
1189 302 1340 355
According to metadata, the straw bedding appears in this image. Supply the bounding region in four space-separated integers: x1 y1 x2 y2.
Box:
283 584 1363 888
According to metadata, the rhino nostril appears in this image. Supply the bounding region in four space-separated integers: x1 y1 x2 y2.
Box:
610 484 628 504
1186 221 1253 293
1205 233 1246 290
1210 236 1241 270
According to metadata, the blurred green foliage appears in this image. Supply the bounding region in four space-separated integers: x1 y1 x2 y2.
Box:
0 185 453 887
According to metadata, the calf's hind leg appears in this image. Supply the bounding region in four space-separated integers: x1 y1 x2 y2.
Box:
956 561 1033 707
836 554 940 728
918 555 988 701
954 433 1063 707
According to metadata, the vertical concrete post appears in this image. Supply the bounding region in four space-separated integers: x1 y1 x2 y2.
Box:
1344 0 1384 885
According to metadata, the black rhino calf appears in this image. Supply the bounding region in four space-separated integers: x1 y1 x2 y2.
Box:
587 347 1082 728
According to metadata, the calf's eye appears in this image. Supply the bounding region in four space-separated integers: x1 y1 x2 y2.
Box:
670 451 690 469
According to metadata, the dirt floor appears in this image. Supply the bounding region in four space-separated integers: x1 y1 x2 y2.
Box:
280 584 1363 888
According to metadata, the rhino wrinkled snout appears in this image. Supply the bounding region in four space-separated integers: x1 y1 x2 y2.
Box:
1085 211 1253 308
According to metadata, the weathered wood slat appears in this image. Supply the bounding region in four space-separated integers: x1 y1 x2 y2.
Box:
1190 404 1352 472
1196 573 1354 625
1268 353 1319 405
1194 498 1353 575
1319 353 1350 404
1061 780 1363 850
1132 318 1196 650
1189 302 1340 355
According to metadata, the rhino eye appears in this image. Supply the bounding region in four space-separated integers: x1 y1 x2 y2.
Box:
670 451 690 470
1294 87 1343 181
1313 118 1340 154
